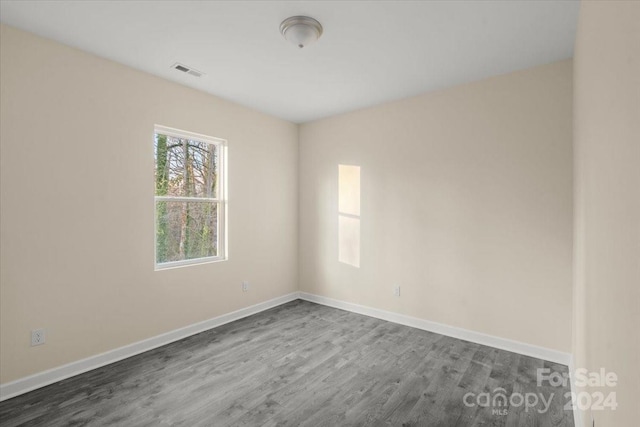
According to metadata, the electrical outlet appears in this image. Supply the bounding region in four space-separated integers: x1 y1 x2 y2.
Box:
393 285 401 297
242 281 249 292
31 329 46 346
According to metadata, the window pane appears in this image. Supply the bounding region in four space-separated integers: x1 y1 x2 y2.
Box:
339 165 360 216
339 214 360 268
155 134 218 198
156 201 218 264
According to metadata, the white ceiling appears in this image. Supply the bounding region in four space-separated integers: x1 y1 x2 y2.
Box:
0 0 579 123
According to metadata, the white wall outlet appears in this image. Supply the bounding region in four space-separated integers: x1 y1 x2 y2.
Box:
242 281 249 292
393 285 401 297
31 329 46 346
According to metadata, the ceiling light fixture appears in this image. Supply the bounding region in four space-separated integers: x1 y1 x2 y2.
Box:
279 16 323 49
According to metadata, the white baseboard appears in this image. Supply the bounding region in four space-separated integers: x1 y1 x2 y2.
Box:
0 292 300 402
2 291 573 404
299 292 572 366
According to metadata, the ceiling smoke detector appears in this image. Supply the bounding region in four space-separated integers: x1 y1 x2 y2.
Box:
279 16 323 49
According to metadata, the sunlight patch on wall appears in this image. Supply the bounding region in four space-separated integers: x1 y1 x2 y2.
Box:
338 165 361 268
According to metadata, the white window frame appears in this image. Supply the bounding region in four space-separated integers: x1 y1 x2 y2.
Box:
154 125 227 270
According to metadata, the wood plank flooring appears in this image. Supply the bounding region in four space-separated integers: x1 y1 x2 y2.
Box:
0 300 574 426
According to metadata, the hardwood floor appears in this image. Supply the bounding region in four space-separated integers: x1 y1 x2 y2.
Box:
0 300 574 426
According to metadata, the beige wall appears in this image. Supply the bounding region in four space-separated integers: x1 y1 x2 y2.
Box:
573 1 640 426
0 24 298 383
299 60 574 353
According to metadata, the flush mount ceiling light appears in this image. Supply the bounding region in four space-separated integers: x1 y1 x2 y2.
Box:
279 16 323 49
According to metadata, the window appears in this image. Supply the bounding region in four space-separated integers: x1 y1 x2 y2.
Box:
154 125 226 269
338 165 360 268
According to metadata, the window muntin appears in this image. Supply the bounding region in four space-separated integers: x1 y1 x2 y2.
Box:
154 125 226 269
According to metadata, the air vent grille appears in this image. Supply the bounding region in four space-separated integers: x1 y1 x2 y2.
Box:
171 63 204 78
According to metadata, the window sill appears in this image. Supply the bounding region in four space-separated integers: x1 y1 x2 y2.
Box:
154 256 227 271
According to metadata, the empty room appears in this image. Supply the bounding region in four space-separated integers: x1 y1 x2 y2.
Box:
0 1 637 426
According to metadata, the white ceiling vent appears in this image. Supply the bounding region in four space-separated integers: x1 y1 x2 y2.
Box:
171 63 204 78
